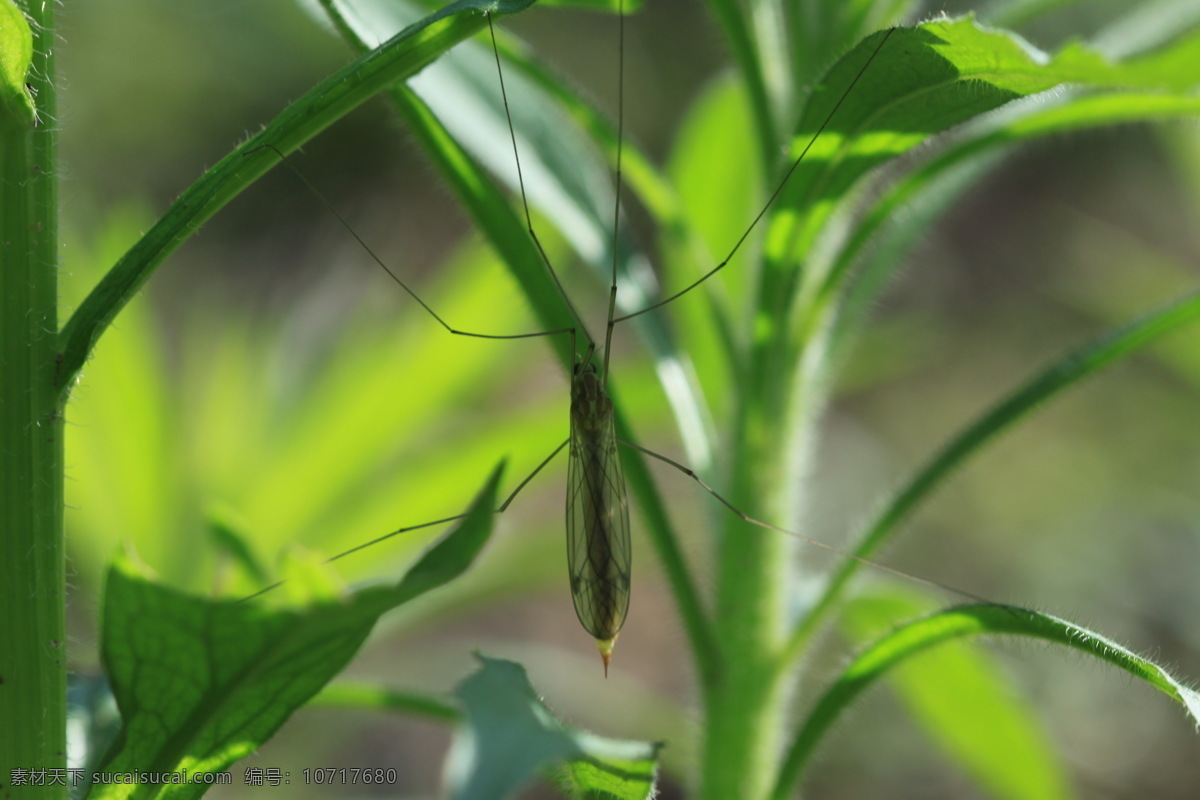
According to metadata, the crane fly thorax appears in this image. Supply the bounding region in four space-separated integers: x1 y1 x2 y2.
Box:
570 363 612 433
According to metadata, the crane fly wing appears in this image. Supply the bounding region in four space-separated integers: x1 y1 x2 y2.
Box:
566 373 632 658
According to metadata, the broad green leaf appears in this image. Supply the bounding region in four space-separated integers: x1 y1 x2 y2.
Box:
448 655 661 800
776 603 1200 800
787 0 920 97
0 0 34 124
764 18 1200 326
88 466 503 800
841 589 1072 800
828 91 1200 341
817 11 1200 355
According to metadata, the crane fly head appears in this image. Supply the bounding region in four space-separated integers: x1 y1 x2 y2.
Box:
572 342 607 393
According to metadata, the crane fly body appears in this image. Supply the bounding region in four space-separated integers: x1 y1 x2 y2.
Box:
566 347 631 674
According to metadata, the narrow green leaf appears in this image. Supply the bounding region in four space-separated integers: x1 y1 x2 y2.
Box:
985 0 1084 30
448 655 661 800
795 290 1200 649
0 0 34 125
390 465 502 602
89 465 503 800
494 32 674 229
840 589 1072 800
311 682 463 722
665 74 756 412
211 244 535 578
488 30 721 470
57 0 541 397
535 0 641 8
700 0 775 167
776 603 1200 800
205 506 269 587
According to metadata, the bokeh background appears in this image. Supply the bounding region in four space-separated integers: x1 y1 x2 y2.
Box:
57 0 1200 797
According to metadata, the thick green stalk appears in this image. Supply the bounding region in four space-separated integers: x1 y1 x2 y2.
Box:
0 1 64 796
700 349 796 800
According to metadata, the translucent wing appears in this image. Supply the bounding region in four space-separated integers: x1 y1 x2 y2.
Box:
566 377 632 650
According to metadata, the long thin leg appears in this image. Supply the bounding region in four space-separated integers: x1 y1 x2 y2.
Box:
241 438 571 602
487 14 595 350
618 436 993 605
602 0 625 385
251 143 576 344
611 27 896 326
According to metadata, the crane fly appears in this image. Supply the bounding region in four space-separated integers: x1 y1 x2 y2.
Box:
252 4 958 674
566 344 630 672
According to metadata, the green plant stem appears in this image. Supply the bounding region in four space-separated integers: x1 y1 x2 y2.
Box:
700 362 794 800
0 0 64 795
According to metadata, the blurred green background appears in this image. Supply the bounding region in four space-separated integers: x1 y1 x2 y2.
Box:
58 0 1200 797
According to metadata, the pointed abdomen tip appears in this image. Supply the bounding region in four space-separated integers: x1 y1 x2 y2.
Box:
597 636 617 677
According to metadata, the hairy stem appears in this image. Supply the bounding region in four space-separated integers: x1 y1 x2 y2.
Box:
0 1 65 795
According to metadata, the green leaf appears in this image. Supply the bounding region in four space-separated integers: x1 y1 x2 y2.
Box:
536 0 644 10
0 0 34 125
840 589 1072 800
311 682 463 722
205 505 268 587
796 290 1200 648
88 465 503 800
776 603 1200 800
448 655 661 800
829 92 1200 341
57 0 541 397
486 29 721 470
664 73 757 418
767 17 1200 326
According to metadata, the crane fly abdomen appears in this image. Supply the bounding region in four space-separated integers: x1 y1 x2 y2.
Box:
567 361 632 673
